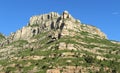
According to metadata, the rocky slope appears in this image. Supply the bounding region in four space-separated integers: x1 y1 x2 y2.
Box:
0 11 120 73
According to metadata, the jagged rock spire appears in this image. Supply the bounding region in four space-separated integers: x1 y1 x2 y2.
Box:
63 10 69 19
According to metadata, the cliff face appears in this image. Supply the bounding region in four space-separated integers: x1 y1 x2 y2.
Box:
0 11 120 73
8 11 106 42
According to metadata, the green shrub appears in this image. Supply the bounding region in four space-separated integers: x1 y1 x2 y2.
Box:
83 55 94 63
0 33 5 41
80 31 89 36
9 40 28 47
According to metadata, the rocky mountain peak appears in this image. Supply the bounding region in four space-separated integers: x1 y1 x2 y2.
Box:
0 11 120 73
1 11 107 47
63 10 69 19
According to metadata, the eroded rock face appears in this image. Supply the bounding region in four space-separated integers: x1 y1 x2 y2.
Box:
63 10 69 19
8 11 107 42
29 12 60 26
11 26 40 41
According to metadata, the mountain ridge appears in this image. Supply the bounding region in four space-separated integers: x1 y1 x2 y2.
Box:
11 11 107 40
0 11 120 73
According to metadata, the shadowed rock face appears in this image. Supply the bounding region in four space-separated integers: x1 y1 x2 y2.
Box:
8 11 107 42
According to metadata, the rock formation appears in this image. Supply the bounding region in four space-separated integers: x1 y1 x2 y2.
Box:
0 11 119 73
7 11 107 43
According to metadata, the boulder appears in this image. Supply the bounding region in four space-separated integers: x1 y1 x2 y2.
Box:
58 42 66 50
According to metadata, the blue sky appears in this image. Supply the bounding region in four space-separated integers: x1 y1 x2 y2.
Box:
0 0 120 41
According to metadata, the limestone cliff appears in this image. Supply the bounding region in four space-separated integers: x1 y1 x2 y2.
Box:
9 11 107 42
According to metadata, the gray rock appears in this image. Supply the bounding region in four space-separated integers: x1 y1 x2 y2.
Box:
7 11 107 42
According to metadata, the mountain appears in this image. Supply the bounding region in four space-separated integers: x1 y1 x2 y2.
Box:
0 11 120 73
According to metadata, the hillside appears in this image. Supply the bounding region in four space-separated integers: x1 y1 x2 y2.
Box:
0 11 120 73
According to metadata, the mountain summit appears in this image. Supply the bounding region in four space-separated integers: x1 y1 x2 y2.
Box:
9 11 106 41
0 11 120 73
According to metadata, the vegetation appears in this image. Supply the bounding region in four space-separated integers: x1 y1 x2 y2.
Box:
84 55 95 63
0 33 5 40
29 24 39 27
9 40 28 47
0 25 120 73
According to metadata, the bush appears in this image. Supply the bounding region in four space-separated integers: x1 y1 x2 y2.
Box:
0 33 5 41
9 40 28 47
83 55 94 63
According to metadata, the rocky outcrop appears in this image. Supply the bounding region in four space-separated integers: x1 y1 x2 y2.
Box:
58 42 67 50
0 11 120 73
29 12 60 26
58 42 77 50
8 11 107 42
80 24 107 39
46 66 100 73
